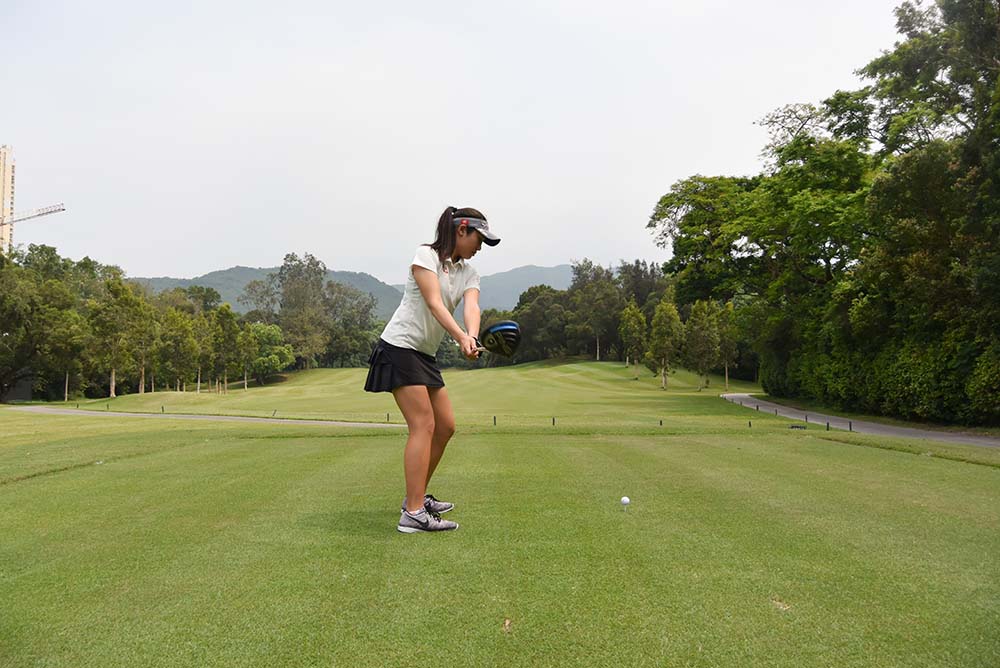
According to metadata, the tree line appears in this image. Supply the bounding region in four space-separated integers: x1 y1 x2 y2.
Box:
450 2 1000 425
440 258 747 394
643 1 1000 425
0 248 376 401
1 241 745 403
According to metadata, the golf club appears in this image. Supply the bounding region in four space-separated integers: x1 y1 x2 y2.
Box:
475 320 521 357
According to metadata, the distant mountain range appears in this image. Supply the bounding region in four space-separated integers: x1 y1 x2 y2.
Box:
478 264 573 312
132 267 404 320
132 264 572 320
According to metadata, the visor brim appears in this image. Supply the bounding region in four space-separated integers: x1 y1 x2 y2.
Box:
458 217 501 246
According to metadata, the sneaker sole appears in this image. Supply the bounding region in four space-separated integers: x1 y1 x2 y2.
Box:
396 524 459 533
397 525 422 533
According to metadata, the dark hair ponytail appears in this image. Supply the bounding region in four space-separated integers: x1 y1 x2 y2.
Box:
428 206 487 262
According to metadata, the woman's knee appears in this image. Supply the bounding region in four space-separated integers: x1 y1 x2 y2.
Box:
435 416 456 440
409 413 436 438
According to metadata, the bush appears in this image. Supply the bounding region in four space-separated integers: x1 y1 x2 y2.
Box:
966 341 1000 424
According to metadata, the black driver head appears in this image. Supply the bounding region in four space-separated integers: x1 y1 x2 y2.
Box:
479 320 521 357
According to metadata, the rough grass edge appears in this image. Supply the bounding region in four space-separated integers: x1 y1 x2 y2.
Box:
816 432 1000 469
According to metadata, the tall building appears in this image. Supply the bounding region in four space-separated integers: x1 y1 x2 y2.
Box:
0 145 14 251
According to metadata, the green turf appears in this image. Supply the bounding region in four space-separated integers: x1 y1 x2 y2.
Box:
64 362 761 426
2 362 998 667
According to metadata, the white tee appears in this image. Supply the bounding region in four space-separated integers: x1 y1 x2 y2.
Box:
380 245 481 356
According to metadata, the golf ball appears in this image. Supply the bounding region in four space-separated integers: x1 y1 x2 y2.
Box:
621 496 630 506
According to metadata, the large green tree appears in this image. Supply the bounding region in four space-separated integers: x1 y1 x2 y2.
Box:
0 261 51 400
717 301 738 391
185 286 221 313
618 299 647 380
567 259 622 361
647 175 757 305
87 278 143 398
157 308 199 391
238 322 295 386
322 281 378 367
616 260 663 313
213 304 241 393
238 276 280 324
277 253 329 368
193 312 216 393
684 300 720 390
511 285 570 362
644 296 684 390
132 299 160 394
33 280 90 401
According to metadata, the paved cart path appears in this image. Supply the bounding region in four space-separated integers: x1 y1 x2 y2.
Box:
7 405 405 429
721 393 1000 448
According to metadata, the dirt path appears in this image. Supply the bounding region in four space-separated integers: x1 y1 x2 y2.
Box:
8 405 405 429
721 393 1000 448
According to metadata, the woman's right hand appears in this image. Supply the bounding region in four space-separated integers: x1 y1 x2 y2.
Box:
459 333 480 360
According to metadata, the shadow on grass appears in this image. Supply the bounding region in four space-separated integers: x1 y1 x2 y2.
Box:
251 373 291 387
299 509 401 537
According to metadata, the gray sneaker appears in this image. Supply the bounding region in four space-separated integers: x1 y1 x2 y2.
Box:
397 509 459 533
400 494 454 514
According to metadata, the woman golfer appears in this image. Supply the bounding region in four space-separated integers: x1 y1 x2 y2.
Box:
365 206 500 533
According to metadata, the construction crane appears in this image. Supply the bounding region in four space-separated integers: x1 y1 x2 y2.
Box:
0 203 66 255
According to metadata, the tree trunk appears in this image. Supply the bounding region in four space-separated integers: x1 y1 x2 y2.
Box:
64 371 69 402
244 368 248 391
596 335 601 362
624 354 629 368
197 367 201 393
224 371 228 394
139 362 145 394
661 366 666 389
725 364 729 391
110 367 117 398
151 372 155 393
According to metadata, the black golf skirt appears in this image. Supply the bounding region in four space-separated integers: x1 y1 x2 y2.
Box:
364 339 444 393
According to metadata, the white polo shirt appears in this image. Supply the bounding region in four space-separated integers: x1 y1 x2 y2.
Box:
381 245 481 356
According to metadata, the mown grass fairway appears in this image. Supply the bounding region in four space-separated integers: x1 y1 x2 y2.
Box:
2 362 999 667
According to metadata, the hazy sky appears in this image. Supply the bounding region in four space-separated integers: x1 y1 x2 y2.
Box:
3 1 904 284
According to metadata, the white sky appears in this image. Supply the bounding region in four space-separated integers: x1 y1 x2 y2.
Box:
2 0 903 284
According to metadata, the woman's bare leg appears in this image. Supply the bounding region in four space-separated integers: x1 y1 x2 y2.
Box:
392 385 435 513
426 386 456 488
